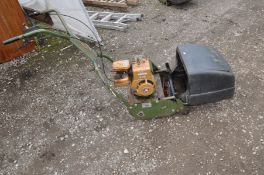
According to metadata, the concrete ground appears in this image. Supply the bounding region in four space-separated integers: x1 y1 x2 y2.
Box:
1 0 264 174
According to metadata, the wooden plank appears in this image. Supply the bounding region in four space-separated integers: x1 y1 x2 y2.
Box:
126 0 139 6
83 0 128 11
0 0 34 64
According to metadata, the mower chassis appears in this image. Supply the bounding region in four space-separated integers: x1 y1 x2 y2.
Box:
3 10 185 120
3 9 235 120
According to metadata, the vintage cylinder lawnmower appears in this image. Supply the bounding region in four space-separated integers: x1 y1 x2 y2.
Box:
3 10 235 120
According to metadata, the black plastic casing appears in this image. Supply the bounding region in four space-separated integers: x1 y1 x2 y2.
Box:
176 44 235 105
169 0 192 5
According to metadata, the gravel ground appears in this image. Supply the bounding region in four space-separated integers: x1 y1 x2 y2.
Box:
1 0 264 174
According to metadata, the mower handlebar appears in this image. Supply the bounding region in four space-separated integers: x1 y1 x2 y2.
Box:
3 36 22 45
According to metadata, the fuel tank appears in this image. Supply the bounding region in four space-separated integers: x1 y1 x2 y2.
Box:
173 44 235 105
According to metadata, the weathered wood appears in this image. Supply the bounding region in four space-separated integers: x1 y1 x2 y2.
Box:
127 0 139 5
83 0 128 11
0 0 34 64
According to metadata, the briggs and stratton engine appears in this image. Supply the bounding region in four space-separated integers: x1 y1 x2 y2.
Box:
112 59 156 97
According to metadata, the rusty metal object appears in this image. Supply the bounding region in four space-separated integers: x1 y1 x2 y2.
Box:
0 0 34 64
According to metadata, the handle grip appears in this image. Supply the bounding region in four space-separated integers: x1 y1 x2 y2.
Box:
3 36 21 45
